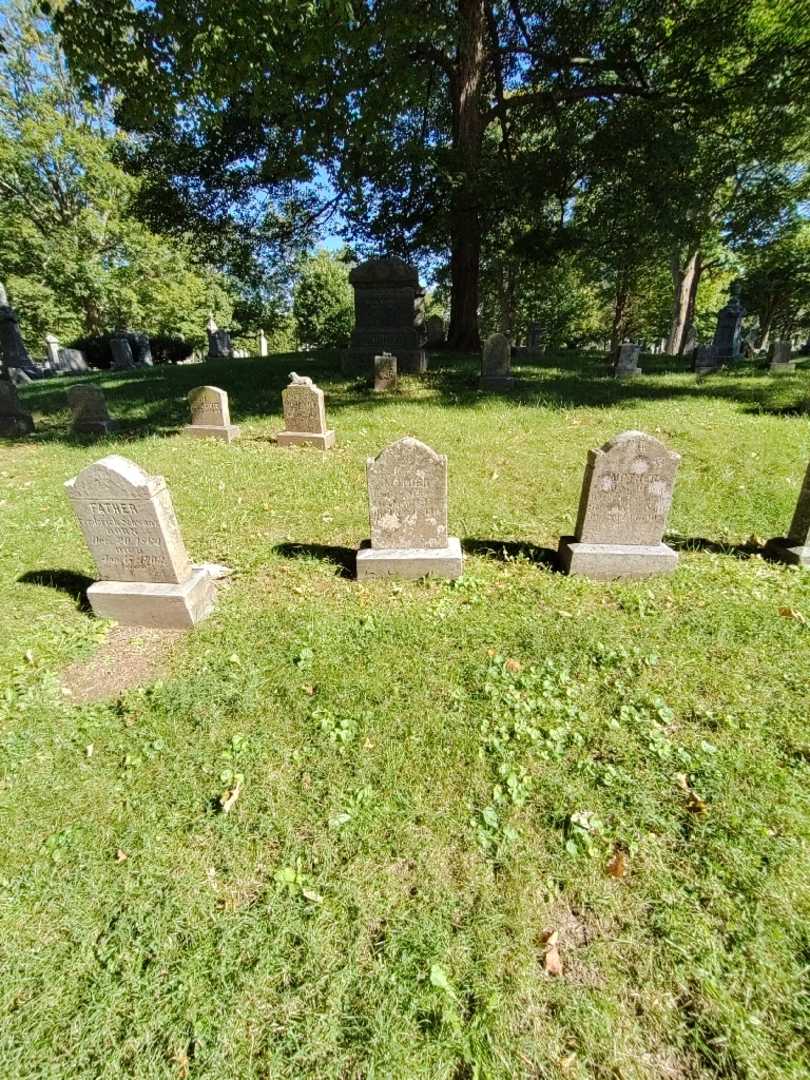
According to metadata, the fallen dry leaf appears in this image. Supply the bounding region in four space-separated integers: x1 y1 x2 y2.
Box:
220 782 242 815
544 944 563 976
116 849 128 862
301 684 316 696
606 849 627 878
173 1048 190 1079
686 791 707 815
779 607 807 625
505 658 522 672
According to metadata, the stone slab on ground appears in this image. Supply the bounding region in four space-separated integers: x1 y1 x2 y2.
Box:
558 538 679 579
356 536 463 580
86 565 216 627
277 429 336 450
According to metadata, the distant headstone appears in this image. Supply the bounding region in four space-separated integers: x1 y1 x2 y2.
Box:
0 379 35 436
184 385 240 443
67 385 116 435
527 322 544 355
45 334 61 368
480 333 514 391
277 372 335 449
258 329 268 357
348 258 427 373
0 283 40 381
58 347 89 374
558 430 681 579
373 352 398 392
694 344 721 374
65 454 217 627
712 283 745 362
356 436 462 580
110 333 135 371
614 342 642 379
769 340 795 374
130 332 153 367
425 314 446 347
765 460 810 567
206 315 233 360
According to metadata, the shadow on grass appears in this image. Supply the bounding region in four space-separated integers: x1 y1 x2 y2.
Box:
18 569 94 612
667 536 765 559
274 542 356 579
463 537 560 570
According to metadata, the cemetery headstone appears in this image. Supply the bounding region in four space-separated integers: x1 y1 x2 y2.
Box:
558 430 681 579
0 283 41 381
694 344 721 374
527 321 544 355
277 372 335 449
0 379 35 436
45 334 61 368
130 332 153 367
183 385 240 442
348 257 427 373
480 333 514 391
65 454 217 626
110 333 135 371
712 282 745 362
373 352 398 392
425 314 446 347
356 436 462 580
765 460 810 567
206 315 233 360
67 385 117 435
58 347 89 374
769 340 795 374
614 341 642 378
258 329 268 357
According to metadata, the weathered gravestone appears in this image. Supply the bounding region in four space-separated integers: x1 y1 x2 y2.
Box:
206 315 233 360
765 460 810 567
0 379 35 435
558 430 681 579
348 258 427 373
277 372 335 449
356 436 463 580
58 347 89 374
694 344 721 375
0 283 42 381
45 334 61 369
769 340 795 374
373 352 398 392
257 329 268 357
110 333 135 371
65 455 216 627
480 333 514 391
67 385 116 435
425 314 446 347
183 385 240 442
614 342 642 379
527 321 544 355
129 332 153 367
712 283 745 362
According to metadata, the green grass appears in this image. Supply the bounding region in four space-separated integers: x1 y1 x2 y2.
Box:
1 350 809 1079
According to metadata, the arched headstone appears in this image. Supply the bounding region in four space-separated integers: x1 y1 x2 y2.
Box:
184 385 240 442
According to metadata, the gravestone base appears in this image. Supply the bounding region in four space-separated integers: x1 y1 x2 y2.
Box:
183 423 240 443
356 536 463 581
479 374 515 391
74 419 117 436
770 362 796 375
558 537 678 580
763 537 810 567
0 413 35 436
615 365 642 380
277 429 335 450
87 566 216 627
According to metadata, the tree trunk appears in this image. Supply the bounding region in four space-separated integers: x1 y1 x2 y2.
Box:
666 249 701 356
609 269 631 358
447 0 485 353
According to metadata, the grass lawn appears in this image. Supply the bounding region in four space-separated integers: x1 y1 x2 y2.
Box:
1 350 809 1079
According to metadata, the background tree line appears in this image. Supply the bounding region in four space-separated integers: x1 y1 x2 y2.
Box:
1 0 809 358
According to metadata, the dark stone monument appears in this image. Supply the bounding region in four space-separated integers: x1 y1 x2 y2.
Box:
0 283 43 381
712 283 745 363
110 332 135 371
614 341 642 379
348 258 427 373
206 315 233 360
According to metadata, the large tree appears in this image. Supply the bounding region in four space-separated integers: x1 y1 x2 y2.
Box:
54 1 810 351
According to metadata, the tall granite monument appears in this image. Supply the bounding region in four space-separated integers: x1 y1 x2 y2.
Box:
356 437 463 580
348 258 427 373
65 455 217 627
558 430 681 579
712 283 745 363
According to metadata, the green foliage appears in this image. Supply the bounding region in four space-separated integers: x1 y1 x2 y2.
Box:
292 250 353 350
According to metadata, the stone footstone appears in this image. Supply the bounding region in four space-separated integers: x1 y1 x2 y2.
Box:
356 436 462 581
480 333 514 391
184 385 240 442
65 454 216 628
0 380 35 436
278 373 335 449
765 460 810 568
67 385 116 435
557 430 680 580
